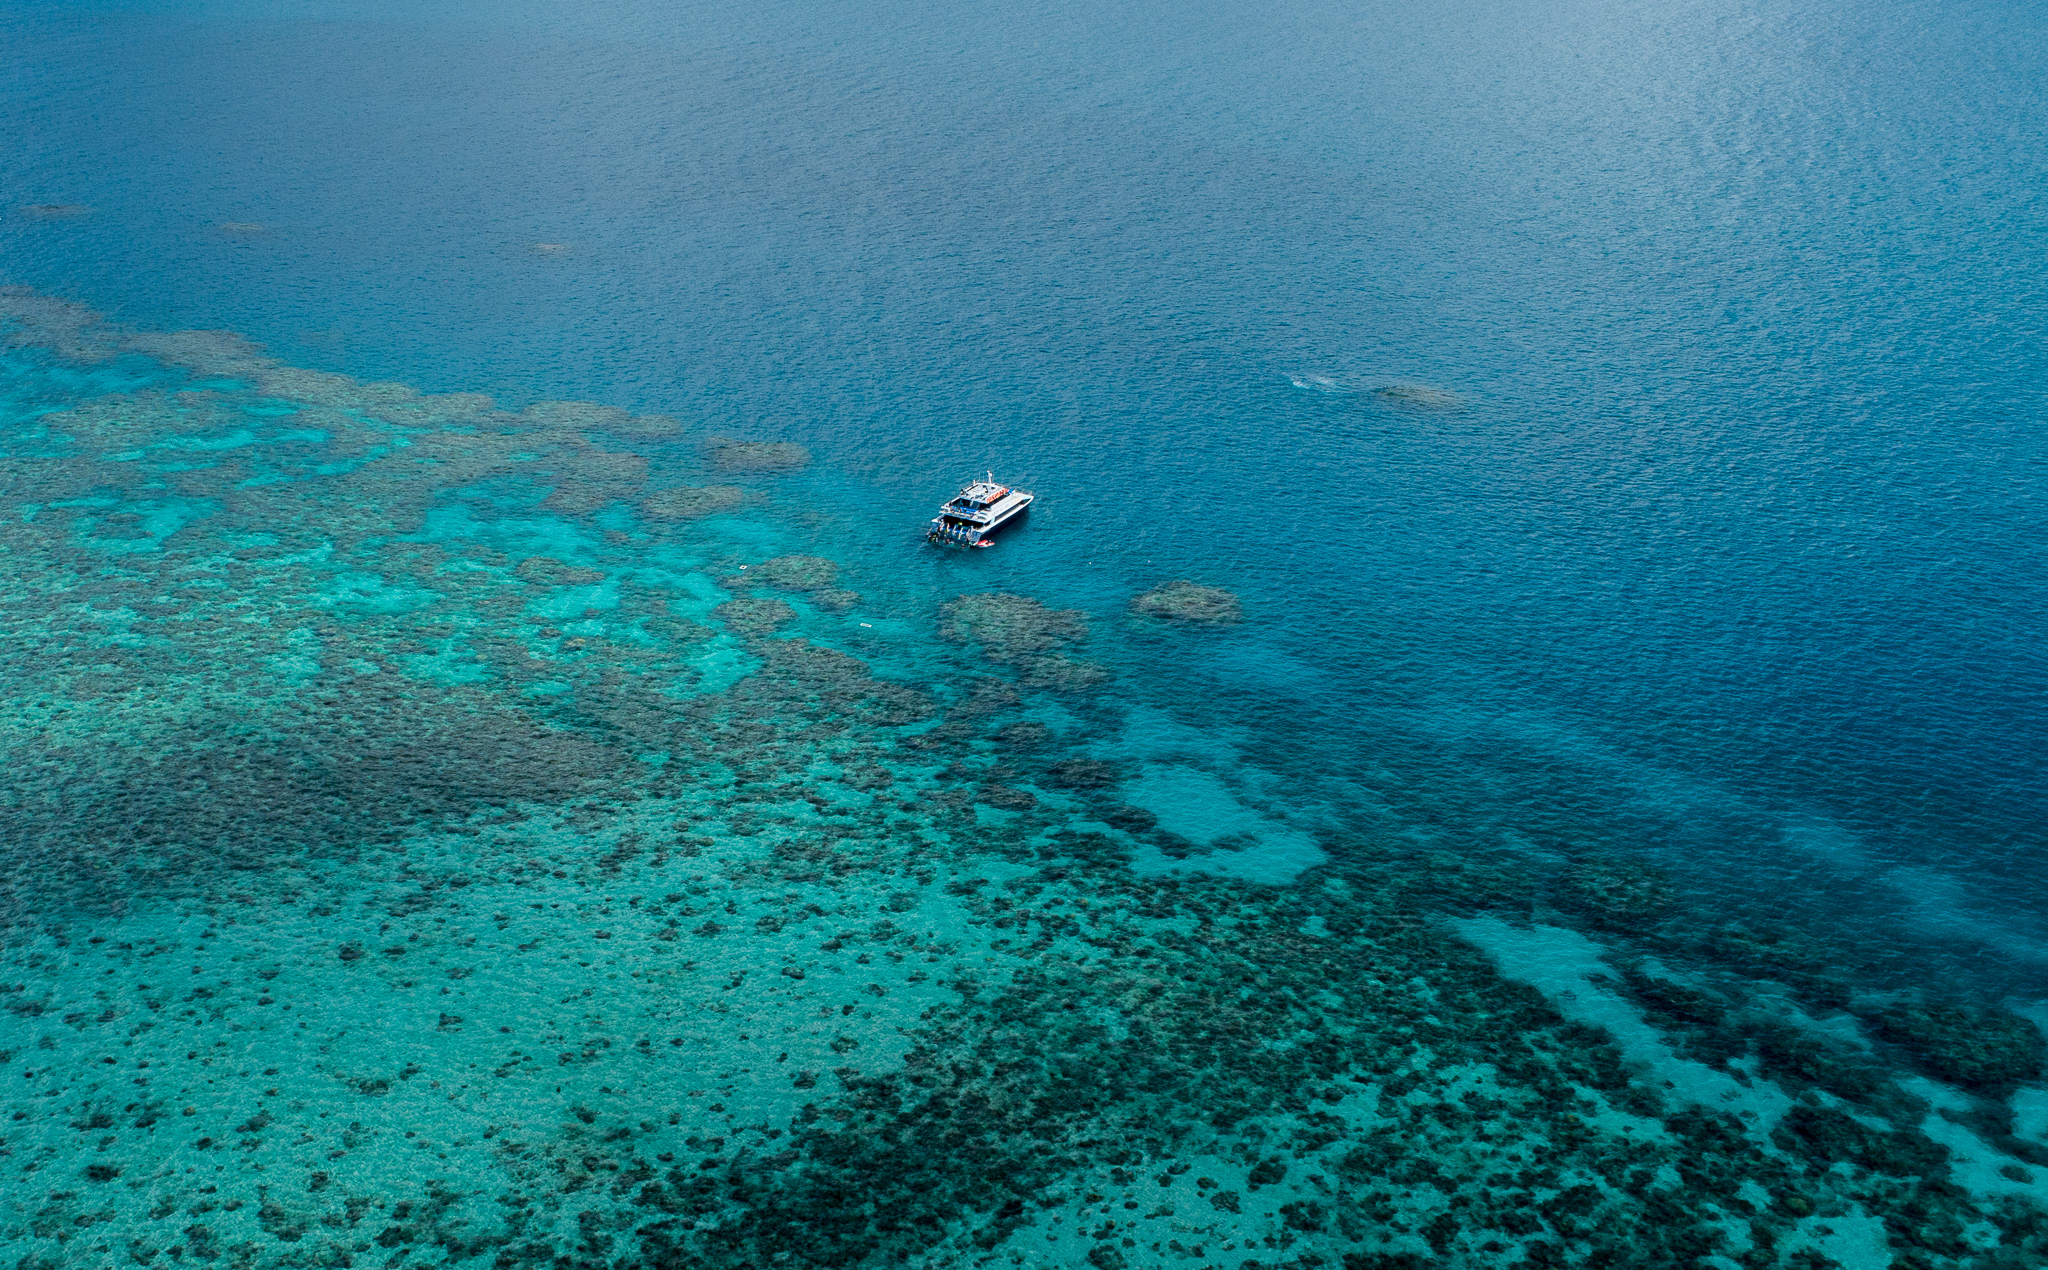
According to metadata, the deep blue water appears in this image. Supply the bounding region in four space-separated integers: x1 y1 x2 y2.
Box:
5 0 2048 1263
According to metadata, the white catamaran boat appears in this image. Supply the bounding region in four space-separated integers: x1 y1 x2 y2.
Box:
927 473 1034 548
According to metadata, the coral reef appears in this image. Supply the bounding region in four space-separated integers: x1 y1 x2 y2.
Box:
643 484 749 519
2 291 2045 1270
515 554 607 586
1868 1004 2048 1094
604 412 684 438
812 588 862 613
1372 382 1464 409
539 447 649 514
941 592 1108 692
1559 855 1677 930
0 287 121 361
704 435 811 471
520 399 635 432
126 328 273 372
941 591 1088 655
1130 580 1243 625
715 597 799 633
750 554 839 590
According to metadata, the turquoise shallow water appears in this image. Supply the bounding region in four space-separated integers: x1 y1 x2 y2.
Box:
5 0 2048 1266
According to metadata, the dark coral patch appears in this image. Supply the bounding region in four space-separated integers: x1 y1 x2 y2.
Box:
1128 580 1242 626
643 484 748 519
714 597 797 634
749 555 838 590
704 436 810 472
1866 1003 2048 1093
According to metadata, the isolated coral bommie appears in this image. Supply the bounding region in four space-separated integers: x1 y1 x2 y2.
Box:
1372 381 1464 409
1129 579 1243 625
704 435 812 471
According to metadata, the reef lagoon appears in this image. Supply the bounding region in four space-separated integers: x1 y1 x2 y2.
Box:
5 1 2048 1268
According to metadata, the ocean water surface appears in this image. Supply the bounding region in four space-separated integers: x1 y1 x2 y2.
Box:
3 0 2047 1266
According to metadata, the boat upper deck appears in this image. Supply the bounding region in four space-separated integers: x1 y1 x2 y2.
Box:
939 479 1029 522
950 480 1011 508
